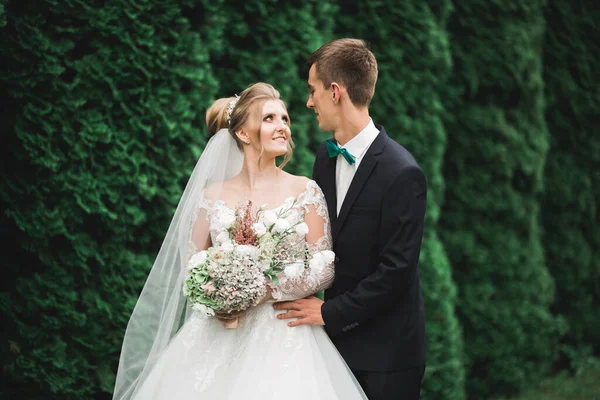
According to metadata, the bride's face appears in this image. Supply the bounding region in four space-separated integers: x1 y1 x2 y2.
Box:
257 100 291 158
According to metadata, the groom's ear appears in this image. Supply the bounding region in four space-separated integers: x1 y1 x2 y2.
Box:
330 82 341 104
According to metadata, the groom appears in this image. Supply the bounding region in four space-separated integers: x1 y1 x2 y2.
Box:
274 38 427 399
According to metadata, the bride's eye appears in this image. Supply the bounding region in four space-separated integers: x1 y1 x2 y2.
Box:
264 115 273 121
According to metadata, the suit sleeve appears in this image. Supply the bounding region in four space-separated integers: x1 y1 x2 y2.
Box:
321 166 427 336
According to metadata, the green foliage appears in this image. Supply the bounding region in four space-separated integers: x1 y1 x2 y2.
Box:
497 358 600 400
440 0 564 397
206 0 339 178
541 0 600 357
0 0 7 28
335 2 466 399
0 0 224 398
1 1 598 399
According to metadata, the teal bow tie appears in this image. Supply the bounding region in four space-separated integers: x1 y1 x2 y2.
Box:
325 140 356 165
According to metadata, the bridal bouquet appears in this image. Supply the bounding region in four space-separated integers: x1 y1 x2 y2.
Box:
250 200 335 281
184 199 334 328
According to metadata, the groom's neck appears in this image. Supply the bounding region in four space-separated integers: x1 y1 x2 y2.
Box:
334 108 371 146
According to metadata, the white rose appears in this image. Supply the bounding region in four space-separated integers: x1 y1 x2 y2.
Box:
192 303 215 316
249 246 260 259
283 261 305 279
309 253 327 273
215 231 230 245
235 244 250 256
219 213 236 229
273 218 291 233
295 222 309 236
262 210 278 227
220 240 234 252
252 222 267 236
320 250 335 265
188 250 207 269
236 244 259 258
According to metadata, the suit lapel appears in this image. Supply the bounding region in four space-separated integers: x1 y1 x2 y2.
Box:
333 130 388 240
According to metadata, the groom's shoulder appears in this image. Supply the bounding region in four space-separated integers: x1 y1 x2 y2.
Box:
377 126 420 171
379 135 427 190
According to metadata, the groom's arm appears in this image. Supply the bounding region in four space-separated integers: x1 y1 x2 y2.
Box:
320 165 427 336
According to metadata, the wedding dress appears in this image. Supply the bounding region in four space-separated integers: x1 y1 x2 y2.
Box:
129 180 367 399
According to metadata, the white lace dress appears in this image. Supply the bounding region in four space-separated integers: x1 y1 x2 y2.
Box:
131 180 367 399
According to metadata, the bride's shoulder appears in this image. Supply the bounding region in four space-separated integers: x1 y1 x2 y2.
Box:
281 173 309 192
202 178 239 202
201 183 220 202
281 173 322 199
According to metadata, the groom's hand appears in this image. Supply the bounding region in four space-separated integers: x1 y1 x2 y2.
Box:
273 296 325 327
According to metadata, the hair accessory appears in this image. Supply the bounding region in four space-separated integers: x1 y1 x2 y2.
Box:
226 94 240 126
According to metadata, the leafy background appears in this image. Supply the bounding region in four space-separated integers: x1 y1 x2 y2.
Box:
1 0 598 399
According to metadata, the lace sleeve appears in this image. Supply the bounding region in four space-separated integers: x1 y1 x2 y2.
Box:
187 191 212 261
270 181 334 302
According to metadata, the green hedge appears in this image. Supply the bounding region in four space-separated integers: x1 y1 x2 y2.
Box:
541 0 600 360
335 2 466 399
440 0 564 397
1 1 598 399
0 1 223 398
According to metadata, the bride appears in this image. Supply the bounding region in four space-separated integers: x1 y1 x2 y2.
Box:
112 82 367 399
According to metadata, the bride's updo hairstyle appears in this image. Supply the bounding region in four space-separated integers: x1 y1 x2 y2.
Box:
205 82 294 168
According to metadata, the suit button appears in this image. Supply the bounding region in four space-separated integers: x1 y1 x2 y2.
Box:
335 256 340 263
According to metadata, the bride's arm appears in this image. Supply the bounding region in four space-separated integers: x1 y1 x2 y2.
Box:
269 182 334 302
186 191 215 261
189 208 211 256
187 197 247 322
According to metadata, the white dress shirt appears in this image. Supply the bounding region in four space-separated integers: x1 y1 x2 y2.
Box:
335 119 380 215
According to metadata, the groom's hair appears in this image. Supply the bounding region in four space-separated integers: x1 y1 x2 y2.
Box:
307 38 378 108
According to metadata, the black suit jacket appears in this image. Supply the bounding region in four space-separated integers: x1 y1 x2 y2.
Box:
314 125 427 371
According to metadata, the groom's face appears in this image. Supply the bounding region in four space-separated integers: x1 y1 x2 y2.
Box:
306 64 335 132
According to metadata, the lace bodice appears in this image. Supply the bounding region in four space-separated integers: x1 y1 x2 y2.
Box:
192 180 334 302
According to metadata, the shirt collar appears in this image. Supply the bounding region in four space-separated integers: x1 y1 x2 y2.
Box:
339 118 380 159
